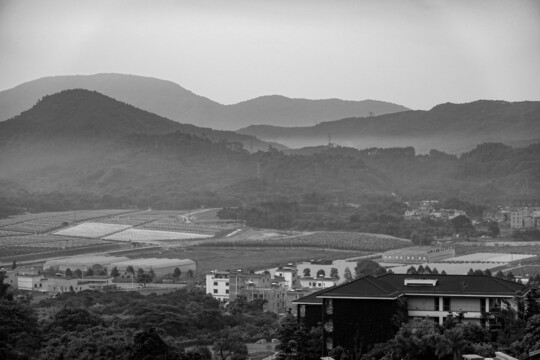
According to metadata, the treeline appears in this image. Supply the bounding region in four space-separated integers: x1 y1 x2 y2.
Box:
0 285 279 360
2 141 540 212
218 196 486 242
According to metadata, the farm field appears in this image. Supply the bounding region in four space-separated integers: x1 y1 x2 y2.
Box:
388 262 502 275
0 209 137 233
443 253 537 263
55 222 133 238
162 246 367 274
0 229 27 237
104 228 213 243
208 231 411 252
0 234 117 261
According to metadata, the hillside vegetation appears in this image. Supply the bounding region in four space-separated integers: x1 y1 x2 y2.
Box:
0 90 539 213
239 100 540 154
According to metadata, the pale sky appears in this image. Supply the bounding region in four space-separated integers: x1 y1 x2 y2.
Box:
0 0 539 109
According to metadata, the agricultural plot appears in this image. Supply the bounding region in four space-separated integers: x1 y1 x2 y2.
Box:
209 231 410 252
388 262 499 275
0 229 27 237
141 218 228 235
0 209 136 234
55 222 132 238
442 253 536 263
90 217 153 226
505 265 540 277
3 218 67 233
104 228 213 242
0 234 112 258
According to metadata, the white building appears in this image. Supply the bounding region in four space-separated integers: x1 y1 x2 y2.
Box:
300 276 338 289
206 270 230 301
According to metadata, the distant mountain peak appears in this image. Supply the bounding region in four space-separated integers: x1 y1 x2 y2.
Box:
0 73 409 130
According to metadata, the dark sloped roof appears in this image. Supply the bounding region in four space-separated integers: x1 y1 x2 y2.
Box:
293 287 336 305
317 275 401 299
380 274 529 297
310 274 529 300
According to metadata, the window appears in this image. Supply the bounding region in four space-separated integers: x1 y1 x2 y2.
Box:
434 298 440 311
443 297 450 311
214 282 218 286
226 290 229 294
226 282 229 286
213 289 218 294
480 298 486 313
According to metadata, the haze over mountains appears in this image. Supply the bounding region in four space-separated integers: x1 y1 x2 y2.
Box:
239 100 540 154
0 74 409 130
1 89 539 211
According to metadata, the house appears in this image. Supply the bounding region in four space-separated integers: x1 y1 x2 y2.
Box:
206 270 230 301
293 274 529 356
275 266 298 290
299 276 338 289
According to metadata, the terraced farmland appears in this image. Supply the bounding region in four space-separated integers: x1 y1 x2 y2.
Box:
55 222 132 238
205 231 410 252
104 228 213 242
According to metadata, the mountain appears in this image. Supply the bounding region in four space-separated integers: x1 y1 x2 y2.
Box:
238 100 540 154
0 74 409 130
1 89 539 211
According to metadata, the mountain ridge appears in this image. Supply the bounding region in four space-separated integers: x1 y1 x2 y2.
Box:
0 73 410 130
238 100 540 154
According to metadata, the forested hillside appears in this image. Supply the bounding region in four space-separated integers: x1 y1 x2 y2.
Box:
0 90 539 213
239 100 540 154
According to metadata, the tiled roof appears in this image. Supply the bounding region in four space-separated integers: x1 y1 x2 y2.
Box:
317 275 401 299
301 274 529 301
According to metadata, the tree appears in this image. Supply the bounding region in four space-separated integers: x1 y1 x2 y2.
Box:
11 261 17 270
417 265 425 274
451 215 474 236
74 269 83 278
506 272 515 282
149 269 156 281
330 267 339 280
187 269 194 278
126 265 135 275
173 267 181 280
132 328 181 360
406 266 417 275
432 267 439 275
316 269 325 278
212 329 248 360
302 268 311 277
85 268 94 277
488 221 500 237
495 270 505 278
441 270 447 275
354 260 386 278
110 266 119 278
0 301 40 359
65 268 73 277
343 267 353 282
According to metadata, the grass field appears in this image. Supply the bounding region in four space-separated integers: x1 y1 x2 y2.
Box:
161 246 367 274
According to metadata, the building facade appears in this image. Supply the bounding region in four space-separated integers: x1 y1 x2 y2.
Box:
294 274 529 356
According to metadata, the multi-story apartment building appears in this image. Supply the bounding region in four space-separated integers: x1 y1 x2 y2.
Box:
294 274 529 356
